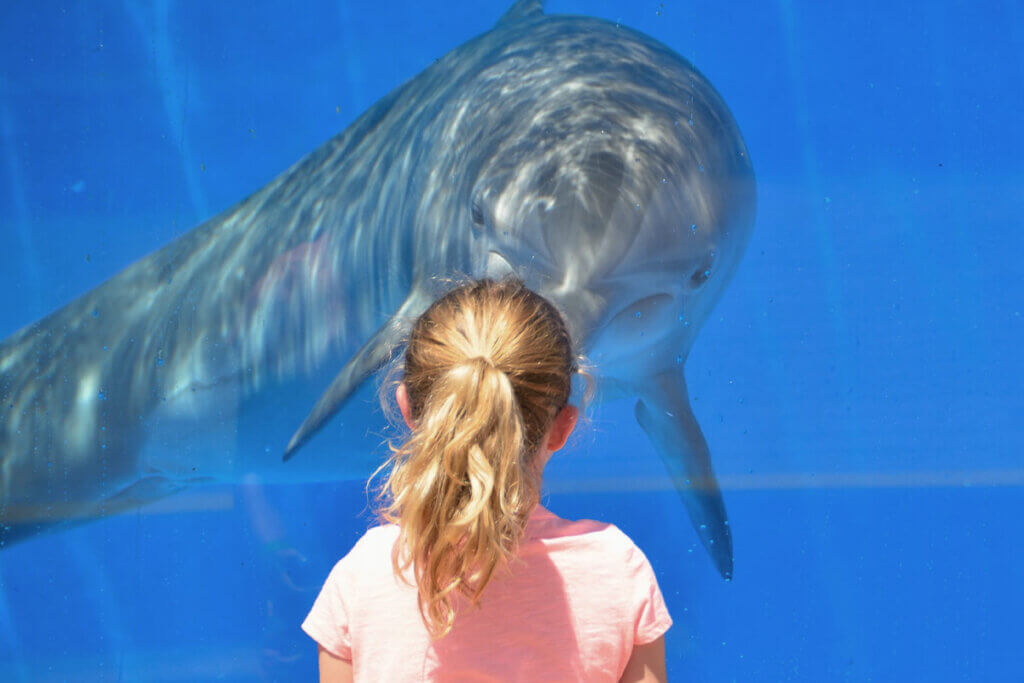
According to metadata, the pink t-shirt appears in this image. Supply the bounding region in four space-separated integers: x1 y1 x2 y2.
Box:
302 504 672 681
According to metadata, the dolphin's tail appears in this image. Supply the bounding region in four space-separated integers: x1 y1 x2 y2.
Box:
0 314 149 548
0 326 58 548
0 362 31 548
634 368 733 579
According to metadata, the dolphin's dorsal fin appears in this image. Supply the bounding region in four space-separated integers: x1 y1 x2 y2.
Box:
497 0 544 27
282 288 432 461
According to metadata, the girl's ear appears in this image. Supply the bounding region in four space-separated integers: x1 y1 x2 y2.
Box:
546 404 579 452
396 383 416 430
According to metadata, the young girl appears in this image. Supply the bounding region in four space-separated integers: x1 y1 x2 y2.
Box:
302 278 671 682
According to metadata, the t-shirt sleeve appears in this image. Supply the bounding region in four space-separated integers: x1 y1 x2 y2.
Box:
624 536 673 645
301 557 353 660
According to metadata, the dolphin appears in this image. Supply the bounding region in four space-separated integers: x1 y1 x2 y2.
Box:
0 0 754 578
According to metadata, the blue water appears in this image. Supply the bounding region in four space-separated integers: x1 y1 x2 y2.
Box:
1 1 1021 680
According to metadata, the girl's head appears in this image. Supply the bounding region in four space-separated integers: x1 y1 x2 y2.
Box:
374 277 580 639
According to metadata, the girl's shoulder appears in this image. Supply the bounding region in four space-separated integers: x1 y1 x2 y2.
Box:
329 522 399 572
353 521 400 556
581 521 652 565
537 510 649 561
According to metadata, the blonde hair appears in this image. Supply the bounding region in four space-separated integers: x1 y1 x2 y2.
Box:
372 278 577 640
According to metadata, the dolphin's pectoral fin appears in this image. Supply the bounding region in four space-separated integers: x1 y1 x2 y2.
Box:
634 369 734 580
282 332 393 460
283 288 431 461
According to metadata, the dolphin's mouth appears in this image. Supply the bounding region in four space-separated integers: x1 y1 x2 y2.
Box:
603 292 678 341
580 291 687 373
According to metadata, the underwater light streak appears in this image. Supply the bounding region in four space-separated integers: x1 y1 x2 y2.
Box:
4 468 1018 526
0 75 43 322
548 468 1024 492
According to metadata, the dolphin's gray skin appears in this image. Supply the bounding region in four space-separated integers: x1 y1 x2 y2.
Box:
0 0 754 578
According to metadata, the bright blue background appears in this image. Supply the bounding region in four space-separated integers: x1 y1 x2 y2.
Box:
1 1 1021 680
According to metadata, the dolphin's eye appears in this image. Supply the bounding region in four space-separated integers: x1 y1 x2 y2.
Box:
471 201 485 226
689 251 716 289
690 267 710 288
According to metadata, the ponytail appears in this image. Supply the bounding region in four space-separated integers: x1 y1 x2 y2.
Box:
372 279 575 640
